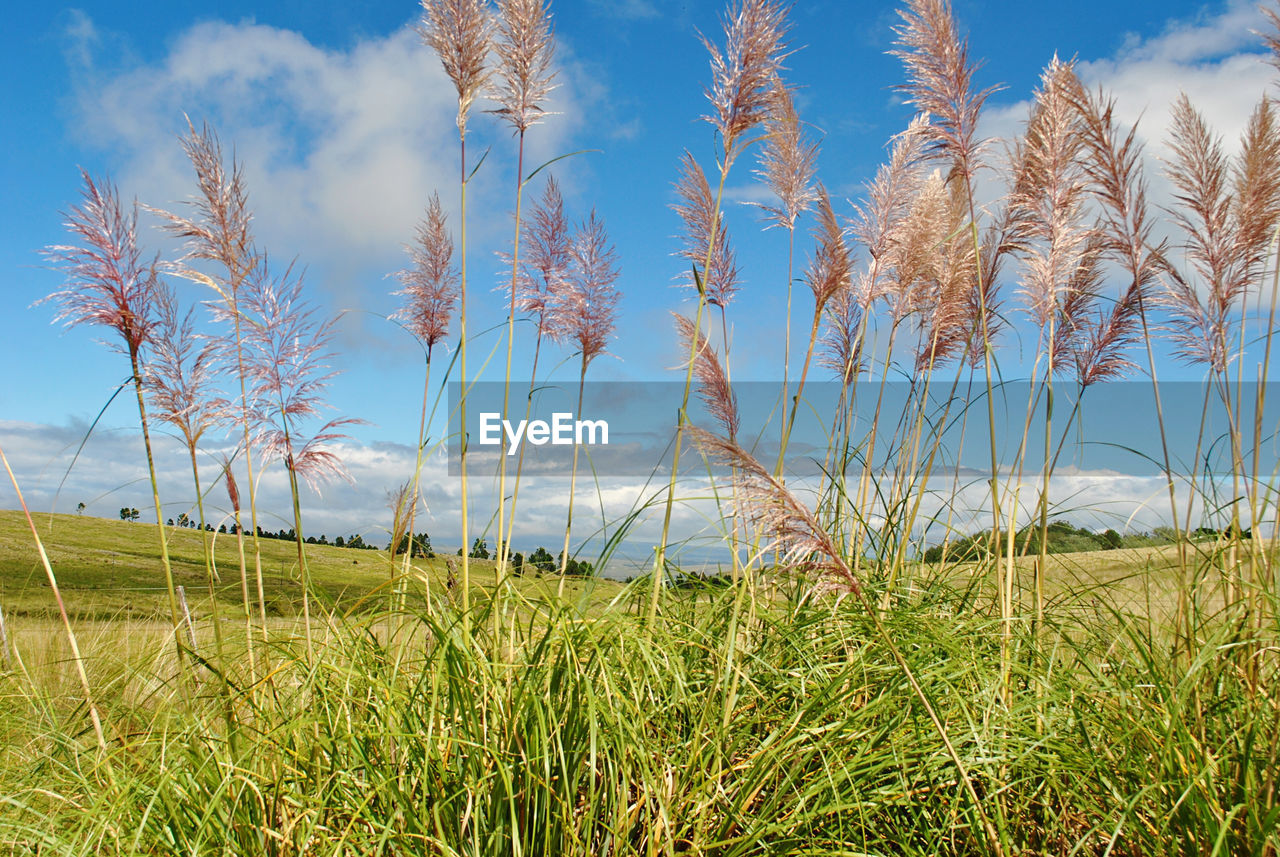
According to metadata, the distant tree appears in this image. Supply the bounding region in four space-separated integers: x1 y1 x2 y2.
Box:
511 551 524 575
218 524 227 534
557 552 595 577
167 518 175 527
1101 529 1123 550
469 537 489 560
120 507 140 522
76 502 85 515
335 535 345 548
393 532 434 558
528 547 555 573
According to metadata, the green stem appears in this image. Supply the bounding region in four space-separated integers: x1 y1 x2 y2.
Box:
458 131 472 637
652 158 731 627
496 129 528 651
189 443 237 751
557 360 588 597
131 348 184 677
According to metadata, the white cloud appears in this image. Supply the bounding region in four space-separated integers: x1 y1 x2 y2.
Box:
64 14 599 315
973 0 1277 320
0 417 714 572
984 1 1274 181
6 415 1270 586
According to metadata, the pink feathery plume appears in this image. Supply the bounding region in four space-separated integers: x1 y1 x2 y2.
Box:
688 426 860 595
146 283 229 448
915 175 982 371
1231 97 1280 280
1157 95 1280 373
492 0 557 132
513 176 571 338
221 455 242 514
880 167 951 326
752 77 819 231
419 0 494 137
1009 57 1094 339
819 283 864 388
239 259 360 490
1071 86 1165 315
559 210 620 368
851 117 932 308
42 170 159 357
1071 280 1144 388
393 193 459 351
804 186 853 316
1161 94 1237 371
674 313 738 439
674 151 740 308
261 423 361 494
150 119 256 290
702 0 791 165
891 0 999 182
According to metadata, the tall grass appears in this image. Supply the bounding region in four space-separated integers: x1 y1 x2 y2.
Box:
420 0 493 636
42 171 185 676
7 0 1280 853
152 121 271 668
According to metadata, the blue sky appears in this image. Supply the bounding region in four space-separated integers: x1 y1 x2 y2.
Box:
2 0 1277 559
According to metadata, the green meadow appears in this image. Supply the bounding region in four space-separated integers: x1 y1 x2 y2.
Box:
4 0 1280 852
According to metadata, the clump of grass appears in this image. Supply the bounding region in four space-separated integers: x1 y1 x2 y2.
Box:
7 568 1279 855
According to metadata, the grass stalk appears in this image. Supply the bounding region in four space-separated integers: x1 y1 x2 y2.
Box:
0 444 107 752
129 349 185 676
458 133 473 636
557 361 587 596
496 130 528 644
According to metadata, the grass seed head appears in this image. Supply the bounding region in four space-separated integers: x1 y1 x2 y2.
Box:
42 170 159 359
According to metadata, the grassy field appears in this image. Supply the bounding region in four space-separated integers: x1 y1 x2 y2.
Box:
0 509 1227 626
2 512 1277 856
6 0 1280 851
0 511 623 620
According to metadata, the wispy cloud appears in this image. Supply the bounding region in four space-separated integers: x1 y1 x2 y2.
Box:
60 14 599 315
977 0 1276 268
984 1 1273 162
